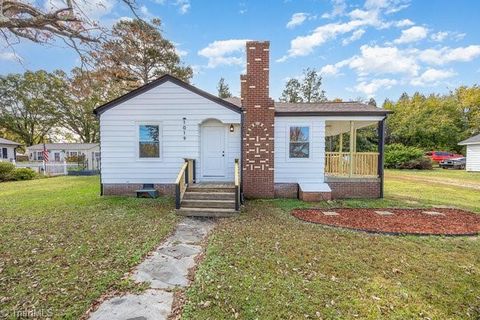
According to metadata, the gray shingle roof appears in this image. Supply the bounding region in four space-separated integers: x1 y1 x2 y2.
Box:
28 143 99 150
459 133 480 145
0 137 21 146
224 97 391 116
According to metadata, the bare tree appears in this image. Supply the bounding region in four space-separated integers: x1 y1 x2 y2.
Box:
0 0 138 55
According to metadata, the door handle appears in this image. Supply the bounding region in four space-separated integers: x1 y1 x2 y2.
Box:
222 151 225 157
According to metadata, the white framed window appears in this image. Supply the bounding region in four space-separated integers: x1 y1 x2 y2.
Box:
138 123 161 159
289 125 310 159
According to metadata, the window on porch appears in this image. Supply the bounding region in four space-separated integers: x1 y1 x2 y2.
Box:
325 120 383 177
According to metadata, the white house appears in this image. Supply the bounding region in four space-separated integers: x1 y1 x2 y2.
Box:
27 143 100 170
94 41 391 216
459 133 480 172
0 137 21 163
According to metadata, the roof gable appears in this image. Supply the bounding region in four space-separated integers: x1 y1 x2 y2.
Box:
93 74 241 116
0 137 21 146
459 133 480 145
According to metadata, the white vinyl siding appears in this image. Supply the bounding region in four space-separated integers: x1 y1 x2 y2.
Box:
274 117 326 184
466 144 480 172
0 145 15 162
100 80 241 184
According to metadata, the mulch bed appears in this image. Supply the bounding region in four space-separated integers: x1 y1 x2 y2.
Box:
292 208 480 236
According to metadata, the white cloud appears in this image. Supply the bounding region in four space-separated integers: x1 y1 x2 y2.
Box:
410 68 456 86
393 26 428 44
347 45 419 76
342 29 365 45
198 39 249 68
395 19 414 27
279 0 411 61
176 0 190 14
286 13 309 29
431 31 448 42
0 52 20 61
321 0 347 19
431 31 466 42
355 78 397 97
320 64 340 76
418 45 480 65
364 0 411 13
154 0 190 14
277 19 368 61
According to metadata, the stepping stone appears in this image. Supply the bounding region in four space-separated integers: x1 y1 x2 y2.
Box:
89 289 173 320
422 211 444 216
375 210 394 216
322 211 339 216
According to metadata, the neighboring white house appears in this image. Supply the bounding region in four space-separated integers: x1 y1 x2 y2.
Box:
0 137 21 163
459 133 480 172
94 40 390 214
27 143 100 170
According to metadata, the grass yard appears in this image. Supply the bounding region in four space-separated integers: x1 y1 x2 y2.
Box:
1 169 479 319
0 176 178 319
183 169 480 319
386 169 480 213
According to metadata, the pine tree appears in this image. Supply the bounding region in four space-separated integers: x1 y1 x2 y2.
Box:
217 78 232 98
91 19 193 91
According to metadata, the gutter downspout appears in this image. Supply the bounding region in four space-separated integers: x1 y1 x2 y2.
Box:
377 118 386 198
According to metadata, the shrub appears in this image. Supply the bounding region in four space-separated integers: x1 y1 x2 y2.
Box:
11 168 37 181
0 162 15 181
398 157 433 170
385 143 427 169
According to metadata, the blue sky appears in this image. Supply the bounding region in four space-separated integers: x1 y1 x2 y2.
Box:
1 0 480 103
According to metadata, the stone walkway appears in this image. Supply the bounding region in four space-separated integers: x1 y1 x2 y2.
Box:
89 218 215 320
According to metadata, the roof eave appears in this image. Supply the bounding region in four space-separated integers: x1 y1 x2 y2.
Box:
275 110 392 117
93 74 242 116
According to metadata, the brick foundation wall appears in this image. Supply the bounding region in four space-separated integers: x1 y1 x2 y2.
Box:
299 190 332 202
241 41 275 199
326 177 381 199
274 183 298 198
102 183 175 196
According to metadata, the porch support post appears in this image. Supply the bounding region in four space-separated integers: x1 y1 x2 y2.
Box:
377 119 385 198
349 121 354 177
339 133 343 153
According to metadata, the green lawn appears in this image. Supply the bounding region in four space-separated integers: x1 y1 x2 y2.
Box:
386 169 480 213
0 176 178 319
1 170 479 319
183 169 480 319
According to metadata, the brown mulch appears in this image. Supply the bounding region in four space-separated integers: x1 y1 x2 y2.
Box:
292 208 480 236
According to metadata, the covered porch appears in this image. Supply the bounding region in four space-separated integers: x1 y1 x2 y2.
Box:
323 118 385 199
325 119 385 178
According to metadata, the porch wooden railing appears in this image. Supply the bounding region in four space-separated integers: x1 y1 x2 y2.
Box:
234 159 241 211
325 152 379 177
175 159 195 209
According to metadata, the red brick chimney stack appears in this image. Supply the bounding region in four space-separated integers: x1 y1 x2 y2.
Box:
241 41 275 198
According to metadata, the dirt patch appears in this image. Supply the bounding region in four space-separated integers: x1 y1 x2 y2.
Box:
292 208 480 236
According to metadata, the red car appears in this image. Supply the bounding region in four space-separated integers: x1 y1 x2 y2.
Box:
425 151 463 163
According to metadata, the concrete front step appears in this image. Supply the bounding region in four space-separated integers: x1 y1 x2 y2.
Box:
183 191 236 201
176 207 238 218
181 199 236 209
186 187 235 193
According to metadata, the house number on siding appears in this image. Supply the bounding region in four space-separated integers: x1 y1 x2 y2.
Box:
182 117 187 140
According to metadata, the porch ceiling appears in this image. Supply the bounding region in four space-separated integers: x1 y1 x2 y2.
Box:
325 120 378 136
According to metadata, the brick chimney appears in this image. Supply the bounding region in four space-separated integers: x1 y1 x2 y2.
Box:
241 41 275 198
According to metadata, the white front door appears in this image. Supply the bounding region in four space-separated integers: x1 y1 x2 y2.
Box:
202 125 226 177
